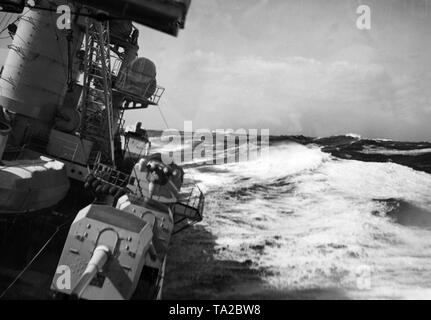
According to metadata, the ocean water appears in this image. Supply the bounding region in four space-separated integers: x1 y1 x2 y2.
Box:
153 134 431 300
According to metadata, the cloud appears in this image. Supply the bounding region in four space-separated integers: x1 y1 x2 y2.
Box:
166 50 430 140
130 0 431 141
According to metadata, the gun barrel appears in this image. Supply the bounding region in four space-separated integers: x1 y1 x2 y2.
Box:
73 245 110 298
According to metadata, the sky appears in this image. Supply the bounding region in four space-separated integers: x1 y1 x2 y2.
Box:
130 0 431 141
1 0 431 141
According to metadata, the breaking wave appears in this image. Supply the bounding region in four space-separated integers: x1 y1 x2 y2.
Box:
163 139 431 300
360 147 431 156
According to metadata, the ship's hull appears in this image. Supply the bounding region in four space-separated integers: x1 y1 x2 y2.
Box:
0 179 91 299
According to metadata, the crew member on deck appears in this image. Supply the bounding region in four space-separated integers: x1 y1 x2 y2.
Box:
135 122 148 140
135 122 151 155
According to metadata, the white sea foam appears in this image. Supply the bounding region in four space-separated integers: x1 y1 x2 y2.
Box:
179 142 431 299
360 147 431 156
345 133 362 139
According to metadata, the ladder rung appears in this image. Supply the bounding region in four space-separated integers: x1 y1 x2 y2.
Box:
87 100 105 106
88 73 104 79
90 87 110 93
88 92 112 100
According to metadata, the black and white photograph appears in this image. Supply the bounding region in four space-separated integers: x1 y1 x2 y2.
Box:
0 0 430 308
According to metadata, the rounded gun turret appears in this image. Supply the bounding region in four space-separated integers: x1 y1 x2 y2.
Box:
52 151 204 299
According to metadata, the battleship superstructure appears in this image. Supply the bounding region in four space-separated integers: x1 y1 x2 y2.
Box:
0 0 203 299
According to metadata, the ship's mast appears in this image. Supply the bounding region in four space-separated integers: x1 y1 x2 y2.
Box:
79 18 116 166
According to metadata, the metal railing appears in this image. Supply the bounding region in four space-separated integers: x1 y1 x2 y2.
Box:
91 162 130 188
172 185 205 234
148 86 165 105
118 84 166 110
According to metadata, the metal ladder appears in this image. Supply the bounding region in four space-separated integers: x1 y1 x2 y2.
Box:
79 18 116 167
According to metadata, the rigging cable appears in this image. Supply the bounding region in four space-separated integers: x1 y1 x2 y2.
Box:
156 104 170 130
155 103 202 192
0 217 74 299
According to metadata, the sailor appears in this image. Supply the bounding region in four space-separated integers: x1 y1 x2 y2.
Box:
135 122 148 140
135 122 151 155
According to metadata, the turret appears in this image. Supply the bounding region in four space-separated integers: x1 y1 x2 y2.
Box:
52 151 204 299
51 204 156 300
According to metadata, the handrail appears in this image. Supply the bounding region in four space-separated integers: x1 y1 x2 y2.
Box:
91 162 130 188
172 184 205 234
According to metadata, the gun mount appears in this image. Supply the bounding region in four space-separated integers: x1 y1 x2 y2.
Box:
51 152 204 299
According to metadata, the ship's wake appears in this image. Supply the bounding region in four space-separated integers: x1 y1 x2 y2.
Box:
163 141 431 299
